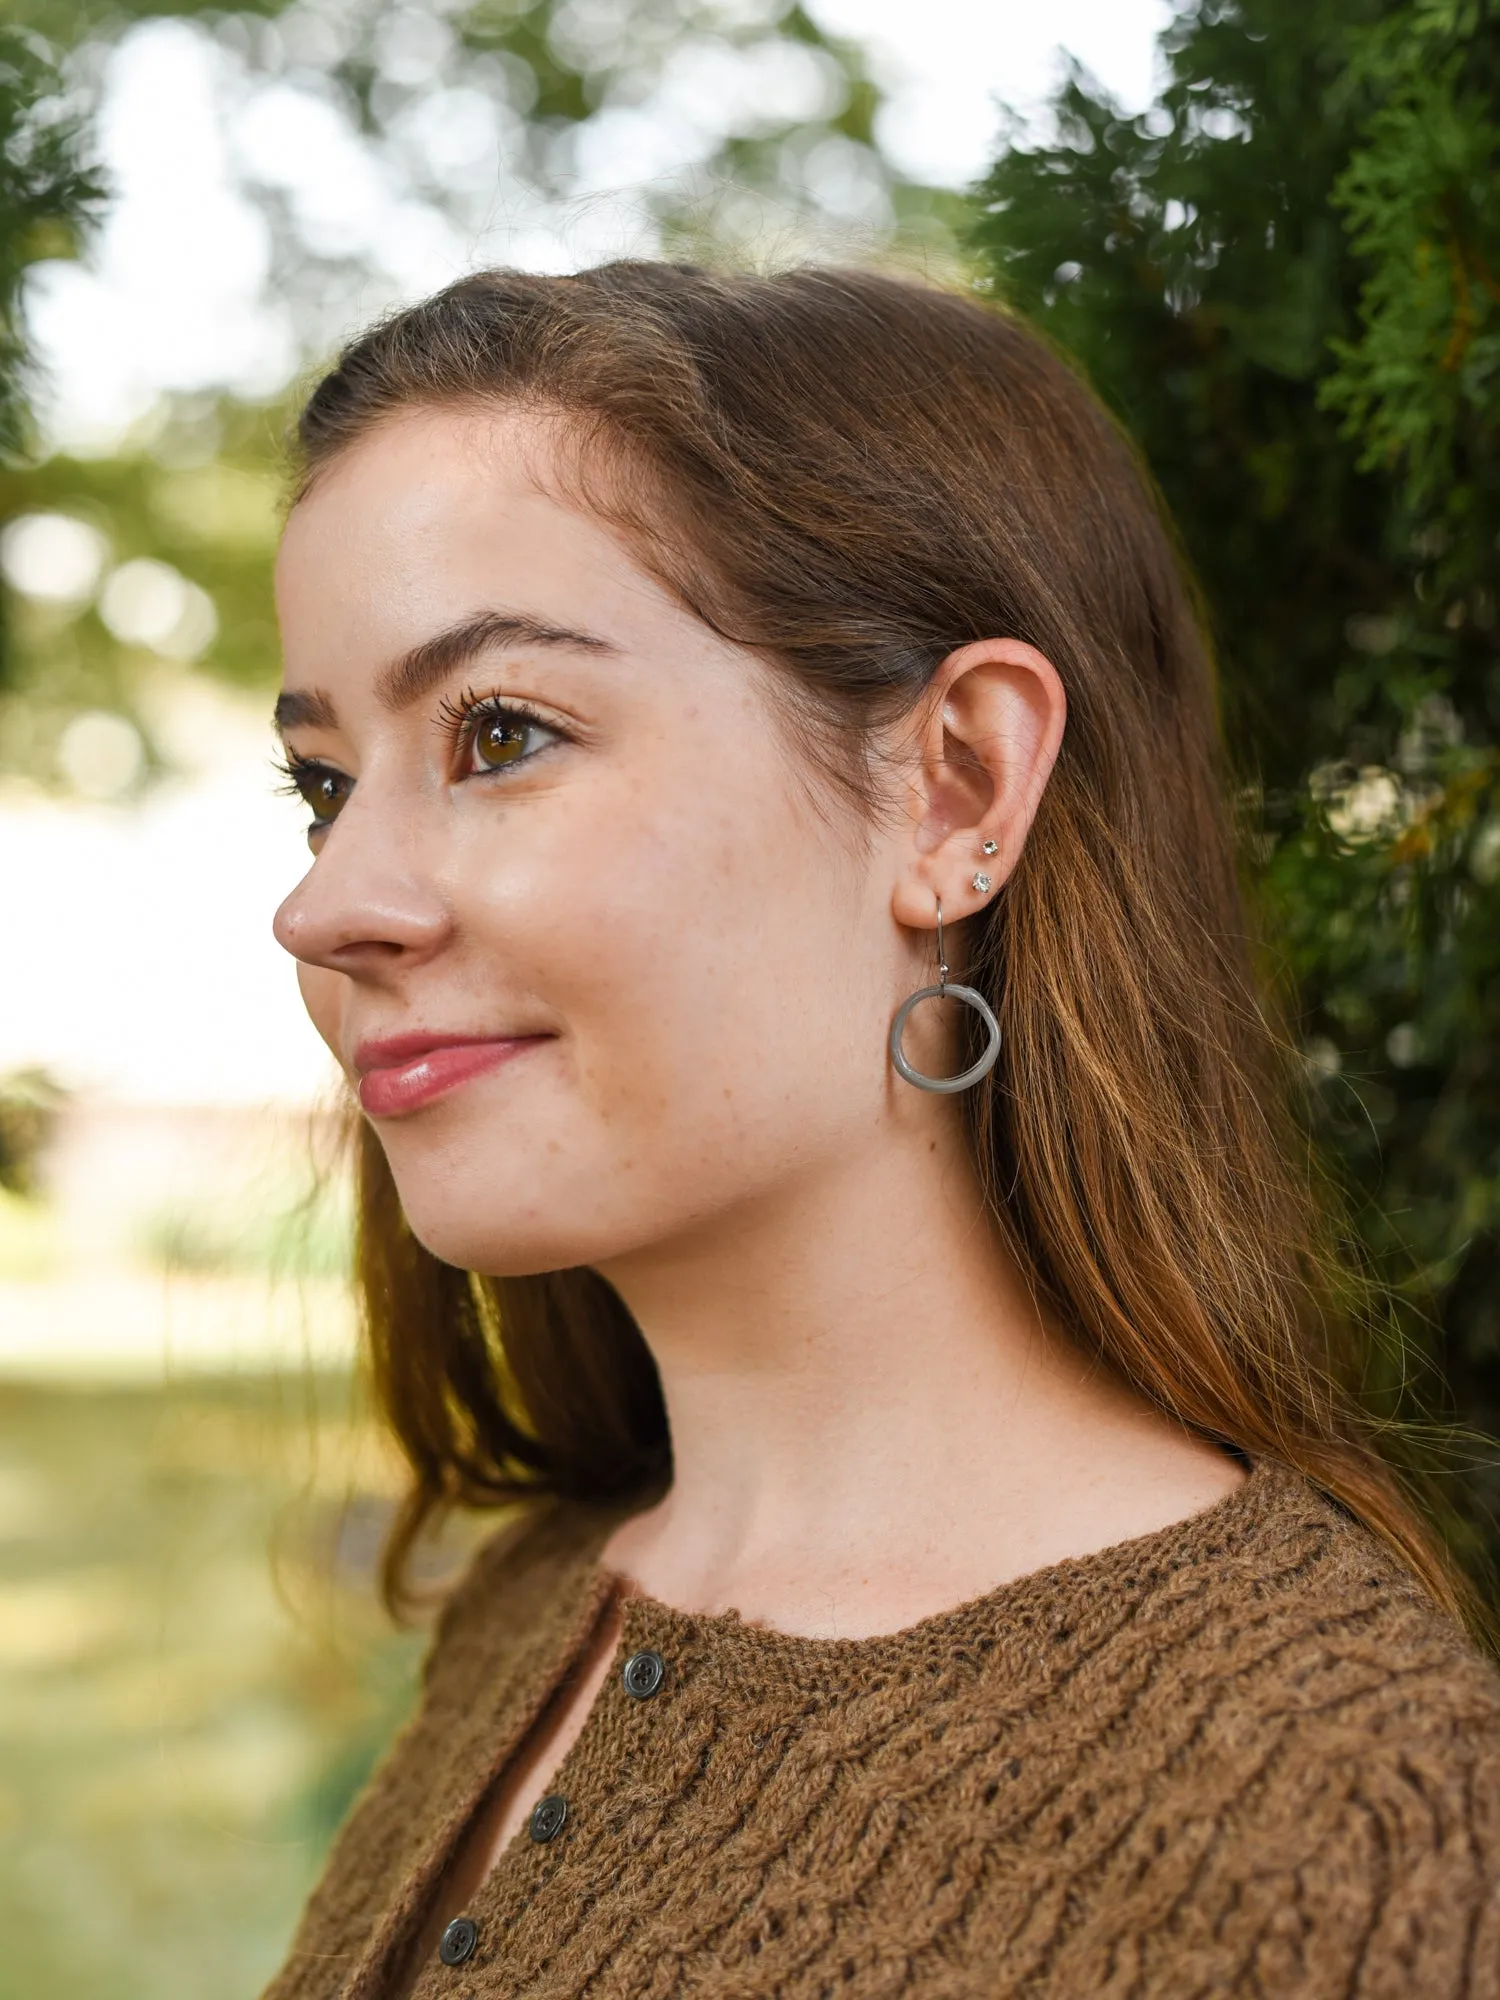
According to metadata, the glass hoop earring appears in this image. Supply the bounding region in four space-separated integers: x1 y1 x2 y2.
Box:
888 895 1002 1094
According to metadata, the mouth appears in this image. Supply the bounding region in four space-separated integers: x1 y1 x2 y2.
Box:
352 1031 550 1118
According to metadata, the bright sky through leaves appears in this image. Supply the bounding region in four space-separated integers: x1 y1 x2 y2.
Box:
26 0 1171 452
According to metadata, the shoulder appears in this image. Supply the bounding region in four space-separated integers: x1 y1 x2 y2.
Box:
257 1491 620 1998
417 1487 625 1698
1103 1454 1500 1781
1154 1457 1500 1720
1069 1458 1500 1993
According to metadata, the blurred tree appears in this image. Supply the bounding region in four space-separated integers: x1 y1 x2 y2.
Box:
970 0 1500 1567
1 0 966 798
0 1063 65 1196
0 19 103 723
0 23 102 462
0 396 287 786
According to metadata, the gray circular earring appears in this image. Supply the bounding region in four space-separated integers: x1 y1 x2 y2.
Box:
888 895 1002 1094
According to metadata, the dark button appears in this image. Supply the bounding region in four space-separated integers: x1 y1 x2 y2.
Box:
529 1792 568 1843
621 1648 666 1700
438 1916 478 1966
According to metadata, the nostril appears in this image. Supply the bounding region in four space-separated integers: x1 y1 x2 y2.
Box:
267 845 453 965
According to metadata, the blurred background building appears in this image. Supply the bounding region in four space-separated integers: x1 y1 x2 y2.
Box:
1 0 1496 1993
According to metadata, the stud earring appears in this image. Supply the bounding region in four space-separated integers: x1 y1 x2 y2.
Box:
980 838 999 856
972 872 992 893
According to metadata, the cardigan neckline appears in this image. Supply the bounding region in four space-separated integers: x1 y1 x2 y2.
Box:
550 1447 1288 1700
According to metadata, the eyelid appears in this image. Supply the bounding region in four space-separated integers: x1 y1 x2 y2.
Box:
268 684 569 828
270 747 344 794
270 748 350 821
436 684 568 776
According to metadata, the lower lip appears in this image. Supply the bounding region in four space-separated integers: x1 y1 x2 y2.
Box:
357 1039 545 1117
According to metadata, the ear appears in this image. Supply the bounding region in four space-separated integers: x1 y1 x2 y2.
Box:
890 638 1066 931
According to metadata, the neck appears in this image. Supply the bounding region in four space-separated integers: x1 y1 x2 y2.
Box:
593 1118 1237 1637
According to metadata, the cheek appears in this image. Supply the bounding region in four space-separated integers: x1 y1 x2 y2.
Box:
532 750 876 1183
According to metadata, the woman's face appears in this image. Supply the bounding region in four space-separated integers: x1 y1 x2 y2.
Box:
272 404 921 1278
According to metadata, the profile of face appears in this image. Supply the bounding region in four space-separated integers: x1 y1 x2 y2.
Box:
271 405 1056 1282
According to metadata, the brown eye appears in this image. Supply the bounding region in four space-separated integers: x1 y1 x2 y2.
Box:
438 688 563 777
473 715 529 768
271 754 351 840
308 770 349 822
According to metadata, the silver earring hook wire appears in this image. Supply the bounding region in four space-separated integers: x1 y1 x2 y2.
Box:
888 888 1002 1094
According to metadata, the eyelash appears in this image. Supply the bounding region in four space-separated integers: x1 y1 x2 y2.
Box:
270 686 564 831
434 684 561 769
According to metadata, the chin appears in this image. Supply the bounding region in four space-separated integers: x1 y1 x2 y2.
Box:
389 1178 617 1279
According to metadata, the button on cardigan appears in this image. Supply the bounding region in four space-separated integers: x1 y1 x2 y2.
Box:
260 1456 1500 1999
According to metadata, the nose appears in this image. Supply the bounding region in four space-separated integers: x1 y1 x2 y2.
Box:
272 797 451 975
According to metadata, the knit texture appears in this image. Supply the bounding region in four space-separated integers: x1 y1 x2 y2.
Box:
261 1456 1500 1999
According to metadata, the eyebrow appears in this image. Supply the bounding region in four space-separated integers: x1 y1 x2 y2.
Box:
272 608 622 736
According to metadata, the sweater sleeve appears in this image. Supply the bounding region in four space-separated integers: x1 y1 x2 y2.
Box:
1268 1720 1500 1998
257 1496 608 2000
1038 1516 1500 2000
1148 1633 1500 1997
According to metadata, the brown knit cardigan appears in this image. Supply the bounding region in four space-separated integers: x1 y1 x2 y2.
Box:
261 1455 1500 1999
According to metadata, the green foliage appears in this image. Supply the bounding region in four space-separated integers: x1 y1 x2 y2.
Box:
17 0 283 37
969 1 1397 779
0 0 966 795
0 1063 66 1196
0 1373 428 2000
314 0 958 246
969 0 1500 1548
0 394 287 780
0 23 104 460
1320 5 1500 567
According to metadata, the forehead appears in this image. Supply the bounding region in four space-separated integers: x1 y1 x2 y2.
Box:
274 404 679 666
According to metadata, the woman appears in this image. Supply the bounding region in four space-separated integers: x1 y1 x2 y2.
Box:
261 261 1500 1999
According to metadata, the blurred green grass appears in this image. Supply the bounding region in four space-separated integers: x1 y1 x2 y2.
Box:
0 1370 446 1999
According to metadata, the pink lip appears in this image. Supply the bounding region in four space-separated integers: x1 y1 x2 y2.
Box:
355 1036 546 1117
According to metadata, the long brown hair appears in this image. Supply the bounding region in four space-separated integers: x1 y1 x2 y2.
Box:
292 259 1475 1629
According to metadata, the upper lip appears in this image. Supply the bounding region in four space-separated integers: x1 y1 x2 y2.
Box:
351 1030 536 1076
